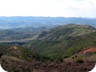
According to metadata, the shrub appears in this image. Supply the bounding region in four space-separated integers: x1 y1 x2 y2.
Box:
76 59 84 63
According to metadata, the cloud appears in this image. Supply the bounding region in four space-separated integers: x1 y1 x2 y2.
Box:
0 0 95 17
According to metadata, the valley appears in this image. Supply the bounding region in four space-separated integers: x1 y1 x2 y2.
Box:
0 24 96 72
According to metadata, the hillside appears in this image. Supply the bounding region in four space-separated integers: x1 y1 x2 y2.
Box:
26 24 96 61
37 24 95 40
0 27 47 42
0 24 96 72
0 45 33 61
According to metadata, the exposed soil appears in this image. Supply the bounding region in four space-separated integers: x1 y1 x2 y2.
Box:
80 48 96 54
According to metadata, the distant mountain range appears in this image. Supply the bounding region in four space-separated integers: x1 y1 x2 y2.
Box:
0 17 96 29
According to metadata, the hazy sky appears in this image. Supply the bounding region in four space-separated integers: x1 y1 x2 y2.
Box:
0 0 96 18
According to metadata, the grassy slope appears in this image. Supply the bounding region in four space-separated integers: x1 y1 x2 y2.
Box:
27 24 96 61
1 24 96 62
0 45 33 61
0 27 47 42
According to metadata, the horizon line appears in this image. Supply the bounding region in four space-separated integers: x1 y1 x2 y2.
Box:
0 16 95 18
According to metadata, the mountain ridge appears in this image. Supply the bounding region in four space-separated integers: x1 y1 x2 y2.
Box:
0 17 96 29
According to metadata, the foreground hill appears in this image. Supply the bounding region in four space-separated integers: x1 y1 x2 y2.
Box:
26 24 96 61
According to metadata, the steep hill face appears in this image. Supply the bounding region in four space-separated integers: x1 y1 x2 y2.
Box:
27 24 96 61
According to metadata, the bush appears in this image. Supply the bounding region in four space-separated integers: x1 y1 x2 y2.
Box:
76 59 84 63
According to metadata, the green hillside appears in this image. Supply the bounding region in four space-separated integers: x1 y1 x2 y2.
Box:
0 24 96 62
0 45 33 61
0 27 47 42
26 24 96 61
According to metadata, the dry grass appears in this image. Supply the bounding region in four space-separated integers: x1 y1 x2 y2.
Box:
0 55 96 72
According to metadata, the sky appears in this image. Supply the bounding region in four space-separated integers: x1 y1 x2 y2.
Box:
0 0 96 18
